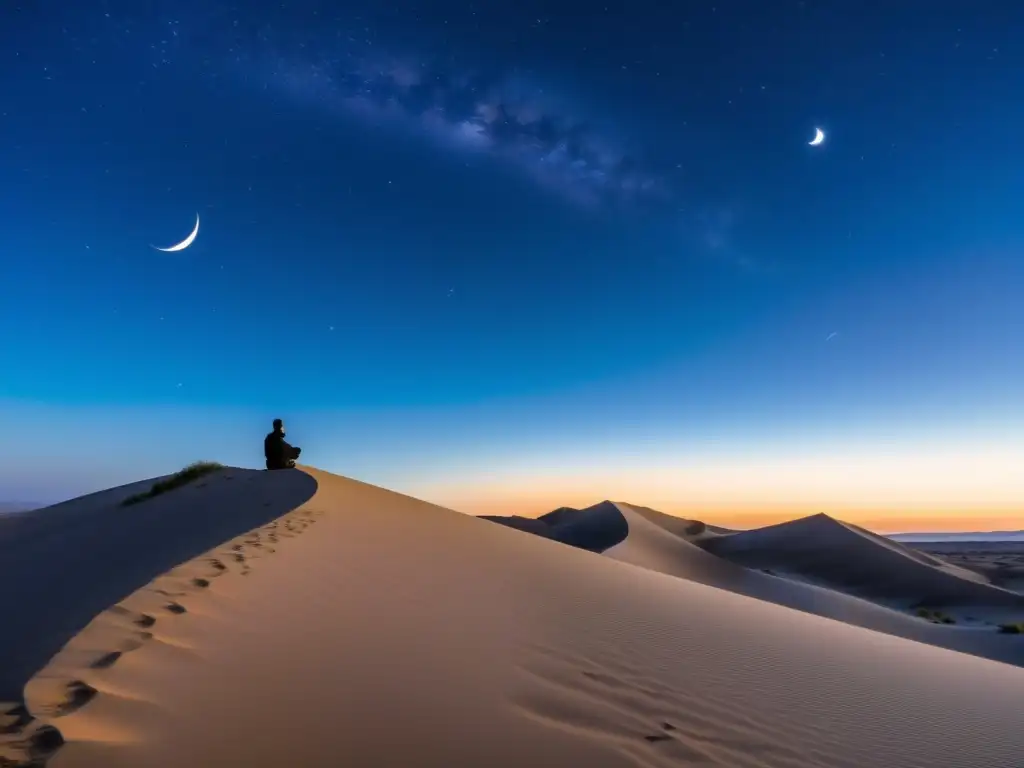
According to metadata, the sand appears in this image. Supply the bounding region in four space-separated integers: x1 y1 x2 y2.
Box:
3 467 1024 767
488 501 1024 665
913 541 1024 595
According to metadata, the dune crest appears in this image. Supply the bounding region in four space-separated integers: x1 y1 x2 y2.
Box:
2 468 1023 767
700 512 1023 606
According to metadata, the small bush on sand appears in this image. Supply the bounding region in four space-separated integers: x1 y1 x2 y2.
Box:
997 623 1023 634
914 607 956 624
122 461 224 506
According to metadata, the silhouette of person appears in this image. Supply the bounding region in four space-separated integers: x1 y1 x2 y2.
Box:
264 418 301 470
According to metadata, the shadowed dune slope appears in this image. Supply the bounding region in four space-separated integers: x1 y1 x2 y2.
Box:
483 501 628 552
700 513 1024 607
0 467 317 704
6 467 1023 768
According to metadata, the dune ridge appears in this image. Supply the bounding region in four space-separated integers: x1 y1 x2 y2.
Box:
2 467 1024 767
700 512 1024 605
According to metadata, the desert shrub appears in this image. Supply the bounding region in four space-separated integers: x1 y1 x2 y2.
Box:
913 607 956 624
122 461 224 506
997 623 1023 634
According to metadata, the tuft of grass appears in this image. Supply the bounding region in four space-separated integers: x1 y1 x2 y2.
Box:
122 461 224 506
997 623 1023 634
914 607 956 624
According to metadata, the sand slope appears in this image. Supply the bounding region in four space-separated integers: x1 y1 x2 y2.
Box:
480 503 628 552
0 467 317 706
485 502 1024 666
619 504 734 542
606 502 1024 666
3 467 1024 767
700 513 1024 607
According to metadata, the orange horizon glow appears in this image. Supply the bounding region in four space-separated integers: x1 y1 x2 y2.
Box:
407 443 1024 535
439 497 1023 534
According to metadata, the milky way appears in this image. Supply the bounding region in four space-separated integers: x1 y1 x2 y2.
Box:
242 40 668 208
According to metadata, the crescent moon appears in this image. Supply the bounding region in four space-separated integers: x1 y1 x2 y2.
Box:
153 213 200 252
809 127 825 146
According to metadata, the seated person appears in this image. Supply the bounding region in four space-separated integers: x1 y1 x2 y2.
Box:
264 418 301 470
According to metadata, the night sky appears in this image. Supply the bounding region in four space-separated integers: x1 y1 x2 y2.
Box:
2 1 1022 530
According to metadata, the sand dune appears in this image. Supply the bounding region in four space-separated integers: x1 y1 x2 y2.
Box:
482 502 629 552
489 502 1024 665
0 468 317 706
700 513 1024 607
607 502 1024 665
617 503 735 542
2 468 1024 767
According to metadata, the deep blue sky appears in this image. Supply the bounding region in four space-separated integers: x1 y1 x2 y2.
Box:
2 1 1022 525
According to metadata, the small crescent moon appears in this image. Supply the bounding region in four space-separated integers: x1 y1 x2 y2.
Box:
153 213 200 252
809 128 825 146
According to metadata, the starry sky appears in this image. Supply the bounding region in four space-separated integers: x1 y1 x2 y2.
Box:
2 1 1022 531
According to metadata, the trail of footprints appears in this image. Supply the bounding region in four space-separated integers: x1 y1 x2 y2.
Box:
0 508 323 767
513 642 811 768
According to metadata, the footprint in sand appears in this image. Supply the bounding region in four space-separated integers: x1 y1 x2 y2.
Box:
0 702 33 735
643 722 677 743
36 680 98 718
88 650 124 670
0 720 65 767
514 646 808 767
2 511 322 766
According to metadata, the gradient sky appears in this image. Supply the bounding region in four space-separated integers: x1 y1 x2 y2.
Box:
2 1 1022 532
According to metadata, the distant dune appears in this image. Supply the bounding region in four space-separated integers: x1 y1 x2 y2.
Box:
2 468 1024 767
699 513 1024 607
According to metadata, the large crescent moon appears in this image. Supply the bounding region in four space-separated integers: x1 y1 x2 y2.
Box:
809 127 825 146
153 213 200 252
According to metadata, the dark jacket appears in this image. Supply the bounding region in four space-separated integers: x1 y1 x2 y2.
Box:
264 430 300 470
